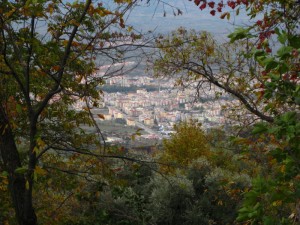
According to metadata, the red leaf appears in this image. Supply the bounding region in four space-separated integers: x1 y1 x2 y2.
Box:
52 65 60 71
228 1 236 9
292 49 299 57
290 73 298 81
242 0 249 6
256 20 263 26
208 2 215 8
97 114 105 119
282 73 289 80
194 0 201 6
199 3 206 10
265 47 272 53
210 10 216 16
257 44 262 49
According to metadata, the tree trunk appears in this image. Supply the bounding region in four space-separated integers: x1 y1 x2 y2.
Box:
0 106 37 225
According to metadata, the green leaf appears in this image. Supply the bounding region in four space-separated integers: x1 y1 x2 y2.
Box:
252 123 268 134
236 213 248 222
265 60 279 71
280 112 296 123
274 27 280 36
228 27 252 43
278 62 289 74
270 73 280 81
1 171 9 177
277 46 293 59
253 49 266 59
263 216 277 225
289 36 300 48
16 104 22 114
270 147 287 160
15 167 27 174
276 30 288 44
264 91 273 99
256 55 267 66
295 97 300 105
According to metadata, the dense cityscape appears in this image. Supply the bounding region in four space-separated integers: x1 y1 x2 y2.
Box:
73 67 240 145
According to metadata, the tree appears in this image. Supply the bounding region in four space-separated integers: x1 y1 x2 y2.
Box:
154 0 299 223
153 28 275 124
0 1 143 224
158 120 211 173
70 150 251 225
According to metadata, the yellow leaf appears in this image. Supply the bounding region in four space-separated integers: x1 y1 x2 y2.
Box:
280 165 286 173
33 146 39 153
2 179 8 185
220 12 228 19
48 4 54 15
289 213 295 219
272 200 282 206
131 134 136 141
62 40 69 46
71 41 80 47
37 137 46 148
227 12 231 20
1 124 8 135
96 191 101 198
70 19 80 27
5 8 16 18
26 181 29 190
35 166 47 176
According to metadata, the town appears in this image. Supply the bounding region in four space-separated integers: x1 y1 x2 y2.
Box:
72 66 240 146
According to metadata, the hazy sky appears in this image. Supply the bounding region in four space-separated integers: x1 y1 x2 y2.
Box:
125 0 251 39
